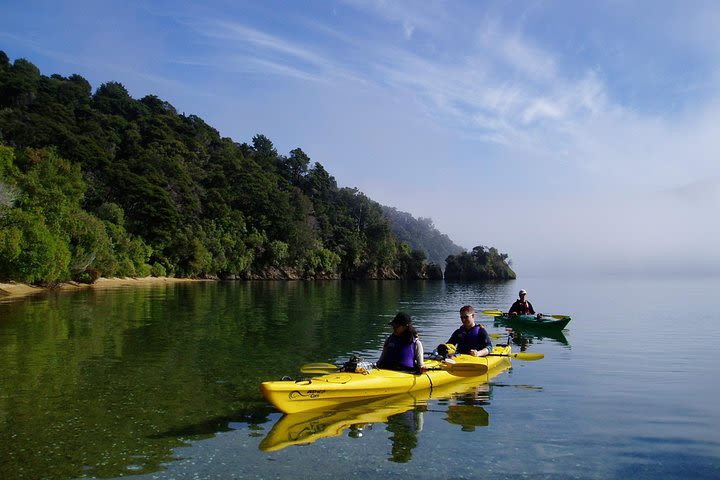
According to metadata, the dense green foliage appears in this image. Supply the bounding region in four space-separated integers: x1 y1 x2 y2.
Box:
0 52 513 283
444 246 516 280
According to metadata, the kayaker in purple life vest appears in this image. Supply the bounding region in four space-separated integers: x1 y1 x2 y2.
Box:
508 289 538 317
377 312 426 373
446 305 492 357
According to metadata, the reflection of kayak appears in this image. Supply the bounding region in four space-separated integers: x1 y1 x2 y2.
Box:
259 392 422 451
494 314 570 329
498 322 569 345
260 345 512 414
259 357 508 451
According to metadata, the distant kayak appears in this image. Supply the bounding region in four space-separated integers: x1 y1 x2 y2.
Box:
494 314 571 329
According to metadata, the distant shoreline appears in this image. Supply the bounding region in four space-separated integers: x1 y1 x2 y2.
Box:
0 277 206 302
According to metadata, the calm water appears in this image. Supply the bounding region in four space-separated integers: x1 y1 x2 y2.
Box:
1 277 719 479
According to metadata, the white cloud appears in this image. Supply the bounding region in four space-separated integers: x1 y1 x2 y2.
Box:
521 98 564 124
475 18 558 81
339 0 445 37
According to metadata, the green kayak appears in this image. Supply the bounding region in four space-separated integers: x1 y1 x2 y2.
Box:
494 314 571 330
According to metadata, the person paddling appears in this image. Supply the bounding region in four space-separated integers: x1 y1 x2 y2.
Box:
446 305 492 357
508 289 536 316
377 312 425 373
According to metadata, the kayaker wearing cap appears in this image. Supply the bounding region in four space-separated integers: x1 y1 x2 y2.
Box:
446 305 492 357
377 312 425 373
509 289 536 316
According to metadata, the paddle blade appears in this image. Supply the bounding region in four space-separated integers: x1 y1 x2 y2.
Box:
299 362 338 374
441 363 488 376
549 314 571 320
510 352 544 361
482 309 503 316
300 367 337 375
487 352 544 361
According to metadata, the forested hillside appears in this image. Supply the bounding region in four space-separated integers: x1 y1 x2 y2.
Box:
0 51 513 283
382 206 464 265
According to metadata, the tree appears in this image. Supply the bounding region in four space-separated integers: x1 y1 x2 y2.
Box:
444 245 516 280
0 208 70 283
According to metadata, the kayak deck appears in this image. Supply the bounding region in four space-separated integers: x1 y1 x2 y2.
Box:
260 345 512 414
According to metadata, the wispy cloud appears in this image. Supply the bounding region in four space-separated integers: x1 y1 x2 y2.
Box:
474 16 558 81
179 16 374 87
339 0 447 39
205 21 326 67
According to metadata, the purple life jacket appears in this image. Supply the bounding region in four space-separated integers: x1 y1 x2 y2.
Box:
455 325 489 354
379 334 416 370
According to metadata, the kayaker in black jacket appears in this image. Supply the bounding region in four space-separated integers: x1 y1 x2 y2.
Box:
509 289 535 316
446 305 492 357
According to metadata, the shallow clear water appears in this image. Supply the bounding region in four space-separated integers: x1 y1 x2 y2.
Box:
1 276 719 479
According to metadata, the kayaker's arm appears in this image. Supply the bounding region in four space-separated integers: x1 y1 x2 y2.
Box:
414 338 425 371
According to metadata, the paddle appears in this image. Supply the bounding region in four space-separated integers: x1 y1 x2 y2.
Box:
437 363 488 376
487 352 544 361
300 361 489 376
482 309 570 321
299 351 542 375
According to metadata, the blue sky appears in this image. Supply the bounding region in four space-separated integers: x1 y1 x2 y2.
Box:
2 0 719 276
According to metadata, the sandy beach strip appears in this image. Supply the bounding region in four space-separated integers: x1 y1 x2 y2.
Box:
0 277 204 301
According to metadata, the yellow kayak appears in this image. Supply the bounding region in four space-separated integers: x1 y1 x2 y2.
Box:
259 353 508 451
260 345 512 414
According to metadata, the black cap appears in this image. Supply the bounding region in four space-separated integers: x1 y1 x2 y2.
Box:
390 312 412 326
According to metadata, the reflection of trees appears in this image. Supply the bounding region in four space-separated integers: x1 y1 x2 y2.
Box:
0 280 410 478
386 408 424 463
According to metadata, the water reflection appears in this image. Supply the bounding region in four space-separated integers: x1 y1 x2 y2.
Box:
149 404 275 440
0 280 520 478
387 407 424 463
446 405 489 431
259 368 506 456
495 323 571 347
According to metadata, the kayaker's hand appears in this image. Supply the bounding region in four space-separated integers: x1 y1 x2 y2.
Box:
536 313 542 319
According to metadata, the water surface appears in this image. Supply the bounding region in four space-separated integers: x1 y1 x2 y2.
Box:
1 277 718 479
